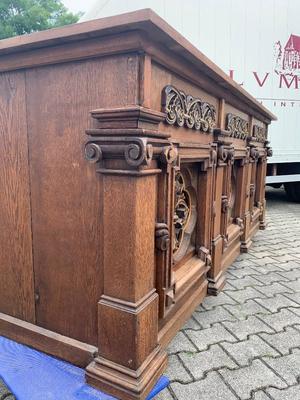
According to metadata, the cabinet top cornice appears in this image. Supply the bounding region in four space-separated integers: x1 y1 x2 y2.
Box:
0 8 276 122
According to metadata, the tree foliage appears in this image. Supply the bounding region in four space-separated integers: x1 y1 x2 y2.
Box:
0 0 82 39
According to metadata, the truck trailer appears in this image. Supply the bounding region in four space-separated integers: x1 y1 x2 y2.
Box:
82 0 300 201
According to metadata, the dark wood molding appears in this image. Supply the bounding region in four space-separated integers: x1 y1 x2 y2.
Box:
0 312 97 367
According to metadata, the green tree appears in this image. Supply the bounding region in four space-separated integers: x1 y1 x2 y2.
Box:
0 0 82 40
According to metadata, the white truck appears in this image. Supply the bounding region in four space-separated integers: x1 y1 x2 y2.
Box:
82 0 300 201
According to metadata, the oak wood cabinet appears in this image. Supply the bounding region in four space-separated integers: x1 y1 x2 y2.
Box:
0 9 275 400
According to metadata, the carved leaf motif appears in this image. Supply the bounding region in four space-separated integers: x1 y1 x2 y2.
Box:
163 86 216 132
253 125 267 142
226 113 249 139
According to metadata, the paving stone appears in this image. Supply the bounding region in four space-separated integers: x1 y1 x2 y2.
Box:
181 316 201 330
227 267 260 279
223 281 238 291
226 276 264 290
224 299 270 319
260 326 300 354
276 261 300 271
280 280 300 292
219 359 286 400
252 391 272 400
179 344 237 379
257 308 300 331
279 269 300 281
194 307 237 328
231 259 260 269
167 331 197 354
222 316 274 340
254 282 294 297
250 257 282 267
267 385 300 400
282 291 300 305
225 287 266 304
201 292 238 310
165 355 192 383
250 250 274 259
155 388 174 400
263 349 300 385
255 294 299 312
251 272 289 285
273 255 298 263
171 371 238 400
221 335 279 366
185 323 237 351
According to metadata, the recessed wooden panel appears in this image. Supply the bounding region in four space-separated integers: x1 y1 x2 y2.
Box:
0 71 35 322
25 55 139 345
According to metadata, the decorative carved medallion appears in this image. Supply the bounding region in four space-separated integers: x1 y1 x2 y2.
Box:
252 125 267 142
226 113 249 139
173 171 191 253
162 86 216 132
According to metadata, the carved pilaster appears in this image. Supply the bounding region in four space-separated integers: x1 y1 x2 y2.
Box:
84 106 169 400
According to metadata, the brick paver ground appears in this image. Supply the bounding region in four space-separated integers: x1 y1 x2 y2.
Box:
157 187 300 400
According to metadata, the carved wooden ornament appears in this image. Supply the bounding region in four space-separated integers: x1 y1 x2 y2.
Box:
226 113 249 139
162 85 216 132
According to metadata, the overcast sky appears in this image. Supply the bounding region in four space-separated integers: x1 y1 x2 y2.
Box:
62 0 97 14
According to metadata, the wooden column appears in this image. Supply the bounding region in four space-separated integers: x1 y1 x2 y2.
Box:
209 130 235 295
83 106 176 400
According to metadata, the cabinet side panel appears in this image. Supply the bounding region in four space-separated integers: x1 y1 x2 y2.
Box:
0 71 35 322
26 55 139 345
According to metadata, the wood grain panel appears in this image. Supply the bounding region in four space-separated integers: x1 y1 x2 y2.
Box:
0 71 35 322
26 55 139 345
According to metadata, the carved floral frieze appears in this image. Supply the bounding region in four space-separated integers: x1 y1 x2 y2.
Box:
226 113 249 139
252 125 267 142
162 85 216 132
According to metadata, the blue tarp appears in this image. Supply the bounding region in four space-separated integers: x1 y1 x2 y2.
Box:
0 336 169 400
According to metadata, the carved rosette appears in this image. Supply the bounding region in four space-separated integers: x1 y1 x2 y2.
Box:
252 125 267 142
162 85 216 132
226 113 249 139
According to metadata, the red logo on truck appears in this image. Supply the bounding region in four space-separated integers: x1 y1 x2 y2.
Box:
275 34 300 76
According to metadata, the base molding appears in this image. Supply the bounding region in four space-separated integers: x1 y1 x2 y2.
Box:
0 312 97 367
86 346 167 400
207 273 226 296
158 277 208 347
240 239 252 253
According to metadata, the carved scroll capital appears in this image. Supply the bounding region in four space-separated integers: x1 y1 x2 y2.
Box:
162 85 216 132
226 113 249 139
155 223 170 251
266 145 273 157
249 146 259 161
84 136 178 174
217 145 235 164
